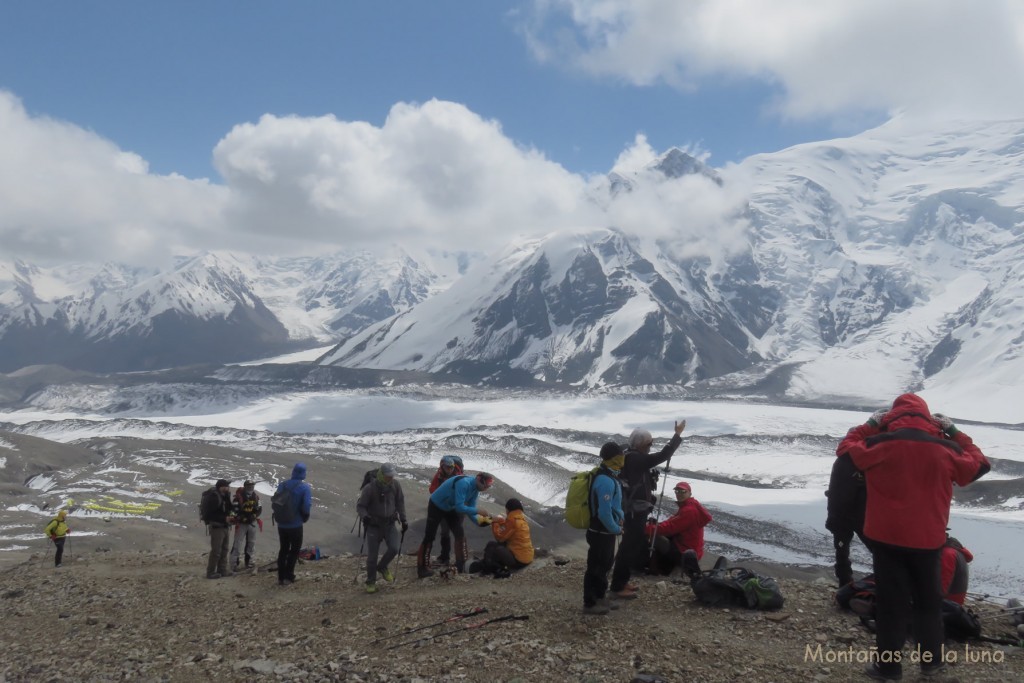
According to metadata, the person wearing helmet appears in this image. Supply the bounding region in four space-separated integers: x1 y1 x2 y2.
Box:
647 481 712 581
428 455 464 566
415 470 493 577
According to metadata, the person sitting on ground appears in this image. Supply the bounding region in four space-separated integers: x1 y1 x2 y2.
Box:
43 510 70 569
582 442 625 616
202 478 237 579
941 533 973 605
357 463 408 594
825 449 871 587
428 455 464 566
416 471 493 577
477 498 534 577
230 479 262 572
610 421 686 599
647 481 711 580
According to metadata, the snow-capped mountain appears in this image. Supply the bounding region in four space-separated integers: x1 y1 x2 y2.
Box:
0 249 468 372
320 120 1024 417
319 228 761 386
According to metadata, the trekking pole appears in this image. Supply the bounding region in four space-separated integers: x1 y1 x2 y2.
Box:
648 457 673 555
386 614 528 650
369 607 488 645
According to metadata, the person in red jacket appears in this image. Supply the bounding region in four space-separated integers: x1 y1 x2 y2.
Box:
836 393 989 681
940 534 973 605
647 481 712 580
427 455 463 566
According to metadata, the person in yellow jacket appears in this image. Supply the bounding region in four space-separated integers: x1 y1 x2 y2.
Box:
476 498 534 577
43 510 70 568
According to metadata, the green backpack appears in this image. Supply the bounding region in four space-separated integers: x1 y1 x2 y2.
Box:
565 468 599 529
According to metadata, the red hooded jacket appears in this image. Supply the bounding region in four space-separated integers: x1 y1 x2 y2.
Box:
654 497 713 559
836 394 989 550
941 540 973 605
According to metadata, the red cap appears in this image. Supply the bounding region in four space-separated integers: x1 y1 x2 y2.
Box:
674 481 692 492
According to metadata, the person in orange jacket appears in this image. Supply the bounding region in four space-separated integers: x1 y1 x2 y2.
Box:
477 498 534 576
647 481 712 580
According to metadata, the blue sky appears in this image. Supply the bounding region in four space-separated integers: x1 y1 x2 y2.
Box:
2 1 1023 265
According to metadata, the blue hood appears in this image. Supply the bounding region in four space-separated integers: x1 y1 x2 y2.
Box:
291 462 307 480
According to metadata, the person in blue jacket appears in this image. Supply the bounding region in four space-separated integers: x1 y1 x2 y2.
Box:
275 462 312 586
416 470 495 577
583 442 625 615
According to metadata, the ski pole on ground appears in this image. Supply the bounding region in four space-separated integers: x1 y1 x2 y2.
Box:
369 607 488 645
386 614 528 650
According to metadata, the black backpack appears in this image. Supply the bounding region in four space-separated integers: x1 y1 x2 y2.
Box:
360 467 379 491
692 562 785 610
271 481 299 526
199 488 220 523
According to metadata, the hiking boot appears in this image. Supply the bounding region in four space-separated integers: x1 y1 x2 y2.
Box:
611 588 638 600
206 573 221 580
436 556 450 565
365 583 378 594
493 569 512 579
599 598 620 611
417 567 434 579
278 579 293 586
379 567 395 582
582 603 611 616
863 662 902 681
625 582 640 592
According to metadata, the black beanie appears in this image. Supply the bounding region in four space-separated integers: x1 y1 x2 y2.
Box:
215 479 230 489
505 498 524 512
599 441 623 460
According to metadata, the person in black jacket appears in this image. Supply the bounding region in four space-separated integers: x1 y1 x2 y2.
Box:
202 479 236 579
825 451 870 586
609 420 685 599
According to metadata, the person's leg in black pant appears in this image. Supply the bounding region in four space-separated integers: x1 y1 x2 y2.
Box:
583 530 616 608
53 537 65 567
872 542 912 679
277 526 303 584
610 512 645 592
907 547 944 673
832 528 855 586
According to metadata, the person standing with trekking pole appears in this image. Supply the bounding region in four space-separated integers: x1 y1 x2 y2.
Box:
582 442 625 615
43 510 70 568
357 464 408 594
609 420 685 600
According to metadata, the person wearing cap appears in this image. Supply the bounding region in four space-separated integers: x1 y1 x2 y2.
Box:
479 498 534 576
647 481 712 581
583 442 626 616
428 455 464 566
357 463 408 593
274 463 313 586
43 510 70 568
229 479 263 572
202 478 237 579
416 470 494 577
610 420 686 599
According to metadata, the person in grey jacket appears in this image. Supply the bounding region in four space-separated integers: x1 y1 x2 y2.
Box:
357 463 408 593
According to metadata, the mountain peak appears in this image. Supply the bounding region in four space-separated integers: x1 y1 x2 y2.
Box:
651 147 722 185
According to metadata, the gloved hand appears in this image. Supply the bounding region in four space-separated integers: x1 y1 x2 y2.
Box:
362 515 372 527
401 522 409 533
50 534 56 541
932 413 959 437
477 515 492 527
866 409 889 428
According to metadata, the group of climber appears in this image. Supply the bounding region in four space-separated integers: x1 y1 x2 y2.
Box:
580 420 713 615
354 455 535 593
826 393 990 681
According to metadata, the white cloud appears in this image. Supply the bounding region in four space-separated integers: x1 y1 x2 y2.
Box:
0 92 226 267
522 0 1024 122
212 100 598 251
0 90 746 266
